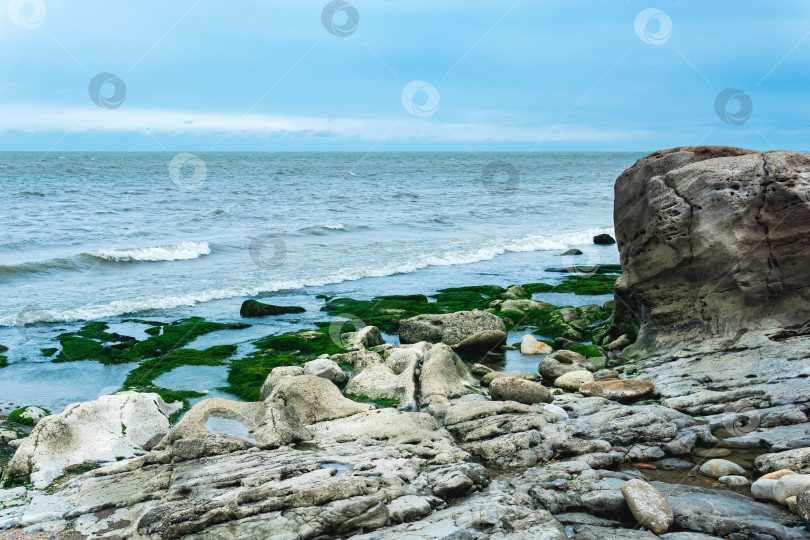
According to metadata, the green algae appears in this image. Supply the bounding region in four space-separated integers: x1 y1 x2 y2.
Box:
0 356 6 368
40 348 58 357
322 286 502 334
254 327 346 356
121 345 238 418
221 353 304 401
523 273 618 296
240 299 306 318
53 318 250 364
566 344 602 358
345 394 399 409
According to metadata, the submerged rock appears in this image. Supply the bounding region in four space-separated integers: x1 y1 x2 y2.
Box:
593 233 616 245
239 299 305 317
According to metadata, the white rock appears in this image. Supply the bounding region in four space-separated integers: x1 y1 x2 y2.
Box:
4 392 180 488
520 335 552 355
773 474 810 505
0 428 18 444
304 358 347 386
260 366 305 400
543 403 569 418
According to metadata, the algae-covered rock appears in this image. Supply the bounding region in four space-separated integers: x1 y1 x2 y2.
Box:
400 310 506 347
8 405 49 426
240 299 305 318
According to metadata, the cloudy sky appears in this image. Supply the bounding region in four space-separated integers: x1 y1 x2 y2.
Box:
1 0 809 151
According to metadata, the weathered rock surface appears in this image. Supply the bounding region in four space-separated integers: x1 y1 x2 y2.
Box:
304 357 348 386
418 343 477 406
344 348 419 410
267 375 372 424
699 458 746 479
399 310 506 346
452 329 507 353
554 370 593 391
3 392 180 488
259 365 304 400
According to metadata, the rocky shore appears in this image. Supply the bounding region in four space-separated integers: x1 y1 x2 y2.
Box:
1 146 810 539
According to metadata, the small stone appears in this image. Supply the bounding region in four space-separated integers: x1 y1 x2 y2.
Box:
489 377 552 405
562 248 583 256
303 358 347 387
0 428 18 444
620 478 673 535
452 330 507 353
718 475 751 488
520 335 552 355
480 371 520 387
470 363 493 376
578 379 654 401
521 372 540 382
554 370 594 392
699 459 746 479
550 349 585 364
543 403 568 418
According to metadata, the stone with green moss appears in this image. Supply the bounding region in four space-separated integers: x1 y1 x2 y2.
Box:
221 353 305 402
240 300 306 318
0 356 6 368
566 344 602 358
9 406 50 426
40 348 58 357
523 273 618 296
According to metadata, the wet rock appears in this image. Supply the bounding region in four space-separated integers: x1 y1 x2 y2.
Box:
267 375 372 424
489 377 552 405
9 406 49 425
796 490 810 522
579 379 654 401
239 299 305 317
621 478 674 535
0 428 18 444
551 349 585 364
259 365 304 400
502 285 530 300
699 459 746 479
554 370 593 392
520 334 552 355
3 392 180 488
471 363 493 376
399 310 506 347
593 233 616 245
452 329 507 353
606 334 631 351
718 475 750 488
303 358 347 386
692 447 731 458
562 248 583 256
594 369 619 381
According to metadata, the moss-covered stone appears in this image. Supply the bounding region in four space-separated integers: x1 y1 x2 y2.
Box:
545 263 621 274
567 344 602 358
240 299 306 318
253 328 346 356
8 406 50 426
0 356 7 368
40 348 58 357
54 318 249 364
0 344 8 353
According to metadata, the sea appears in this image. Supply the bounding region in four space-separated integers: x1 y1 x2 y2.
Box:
0 151 642 413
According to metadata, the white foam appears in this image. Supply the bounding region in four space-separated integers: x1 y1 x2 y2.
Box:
0 227 615 326
86 241 211 262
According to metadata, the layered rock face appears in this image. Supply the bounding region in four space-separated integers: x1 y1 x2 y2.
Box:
612 146 810 352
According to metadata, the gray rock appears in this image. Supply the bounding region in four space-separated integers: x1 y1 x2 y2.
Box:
538 356 595 383
579 379 654 401
419 343 476 406
399 310 506 347
717 475 750 488
303 358 347 386
452 330 507 353
773 474 810 504
699 459 746 479
621 478 674 534
489 377 552 405
796 490 810 523
259 365 304 400
554 370 593 391
755 447 810 474
386 495 432 523
344 349 417 410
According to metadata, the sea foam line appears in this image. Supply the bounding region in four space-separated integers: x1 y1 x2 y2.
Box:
86 241 211 262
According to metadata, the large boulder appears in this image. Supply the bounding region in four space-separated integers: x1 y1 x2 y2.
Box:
399 311 506 347
419 343 477 406
611 147 810 353
489 377 552 405
621 479 673 535
344 349 418 410
240 299 305 318
267 375 372 424
3 392 180 488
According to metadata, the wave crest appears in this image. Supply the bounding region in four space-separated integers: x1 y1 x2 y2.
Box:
86 241 211 262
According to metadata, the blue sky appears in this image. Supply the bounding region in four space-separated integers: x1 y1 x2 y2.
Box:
1 0 809 151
